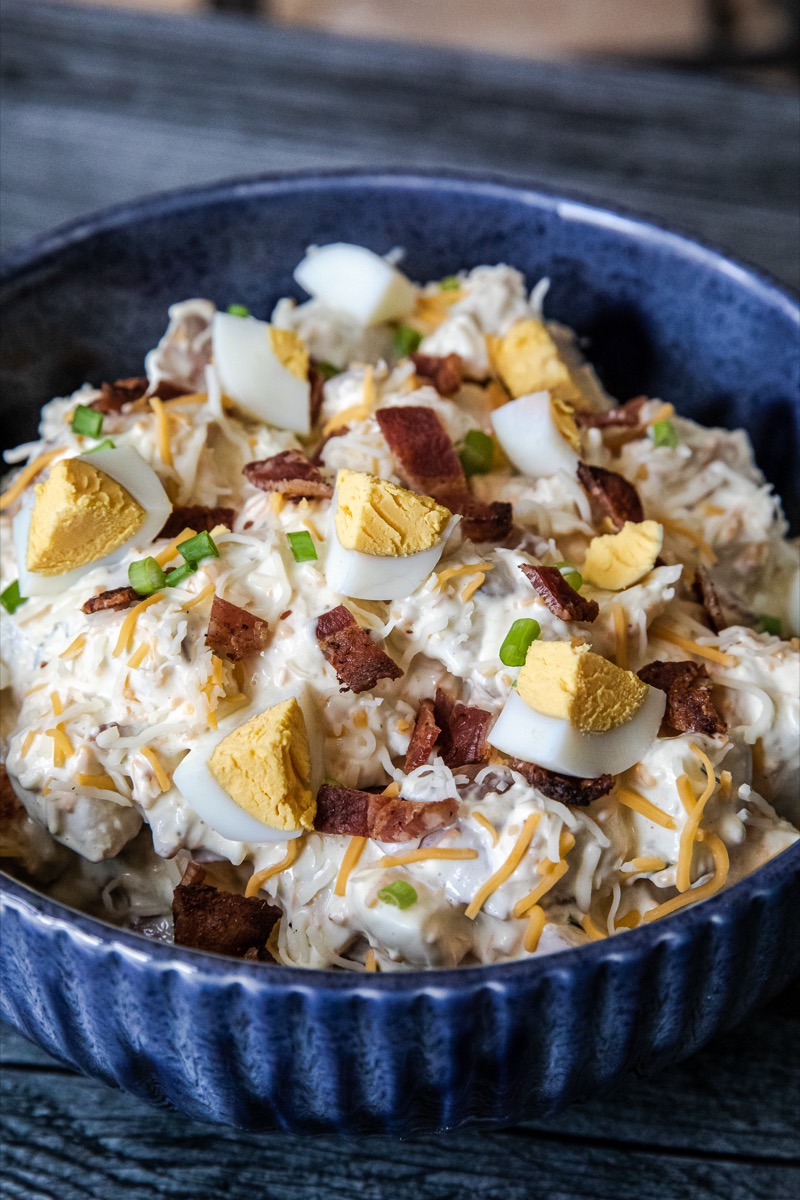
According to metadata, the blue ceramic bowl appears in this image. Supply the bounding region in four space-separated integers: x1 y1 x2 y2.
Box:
1 171 799 1133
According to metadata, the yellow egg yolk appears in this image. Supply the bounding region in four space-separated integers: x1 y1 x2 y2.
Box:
517 640 647 732
335 469 452 557
267 326 310 382
582 520 664 591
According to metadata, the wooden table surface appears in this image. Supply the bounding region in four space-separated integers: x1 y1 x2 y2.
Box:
1 3 799 1197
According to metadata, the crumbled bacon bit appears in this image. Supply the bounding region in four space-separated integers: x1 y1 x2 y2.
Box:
243 450 333 500
573 396 647 429
308 365 326 426
519 563 599 622
440 491 514 544
692 566 728 634
434 688 491 768
172 880 280 959
314 784 458 842
509 759 614 805
316 605 402 693
159 506 236 540
638 660 726 736
577 462 644 530
376 405 465 495
82 586 139 614
90 376 149 414
0 764 22 822
410 352 463 396
404 699 441 772
205 595 269 662
309 428 348 467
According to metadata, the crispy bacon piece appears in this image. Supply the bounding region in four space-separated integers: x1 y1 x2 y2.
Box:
573 396 647 429
82 586 139 614
308 365 326 426
0 764 22 822
638 660 726 736
243 450 333 500
314 784 458 842
375 405 465 496
440 491 514 544
316 605 402 693
90 376 149 414
404 699 441 772
509 759 614 806
159 506 236 539
172 878 280 959
410 352 463 397
577 462 644 530
205 595 269 662
434 688 491 768
519 563 599 622
692 566 728 634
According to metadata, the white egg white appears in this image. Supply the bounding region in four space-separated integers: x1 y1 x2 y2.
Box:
491 390 579 478
212 312 311 434
13 446 172 597
172 689 323 845
293 243 417 326
488 686 666 778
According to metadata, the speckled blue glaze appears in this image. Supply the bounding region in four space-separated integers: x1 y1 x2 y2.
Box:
1 172 799 1133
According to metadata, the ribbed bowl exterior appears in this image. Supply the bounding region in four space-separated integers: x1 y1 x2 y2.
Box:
1 172 799 1132
2 842 799 1132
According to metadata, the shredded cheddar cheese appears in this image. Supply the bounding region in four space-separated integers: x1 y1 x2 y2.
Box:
181 583 216 612
472 811 499 845
245 837 303 898
643 832 729 923
20 729 37 757
465 812 541 920
436 562 494 590
523 904 546 952
154 527 198 568
59 635 86 661
661 518 717 564
364 949 378 973
512 859 568 918
649 621 735 667
646 402 675 426
379 848 479 869
113 593 163 657
616 786 677 830
127 641 149 670
334 836 368 897
149 395 173 468
140 745 172 793
615 910 642 930
612 606 628 670
580 912 608 941
46 725 74 767
622 856 667 878
0 446 66 511
323 402 371 436
380 781 401 798
675 745 717 892
77 773 118 792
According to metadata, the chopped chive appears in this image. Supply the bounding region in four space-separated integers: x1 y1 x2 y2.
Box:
1 580 27 615
128 557 167 596
71 405 103 438
165 563 196 587
178 530 219 567
286 531 317 563
227 304 250 317
392 324 423 357
377 880 418 909
439 275 460 291
756 614 782 637
554 562 583 591
651 419 679 448
315 360 343 381
84 438 116 454
499 617 541 667
459 429 495 477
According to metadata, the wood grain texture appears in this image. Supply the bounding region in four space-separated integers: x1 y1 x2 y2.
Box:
2 977 799 1200
1 0 798 288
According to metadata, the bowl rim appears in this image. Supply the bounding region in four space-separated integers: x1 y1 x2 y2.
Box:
1 167 798 992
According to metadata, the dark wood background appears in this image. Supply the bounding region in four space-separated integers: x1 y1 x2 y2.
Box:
1 3 799 1197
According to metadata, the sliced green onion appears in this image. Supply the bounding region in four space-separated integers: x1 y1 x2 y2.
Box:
165 563 196 587
1 580 27 615
315 360 343 381
439 275 460 291
84 438 116 454
71 405 103 438
756 614 782 637
392 324 423 357
377 880 418 909
499 618 541 666
128 557 167 596
286 531 317 563
178 530 220 567
651 419 679 448
459 429 494 477
226 303 250 317
554 562 583 591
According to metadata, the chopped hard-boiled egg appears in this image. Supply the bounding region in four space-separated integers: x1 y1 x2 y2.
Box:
173 695 320 842
325 469 458 600
13 447 172 597
489 640 665 777
492 318 582 402
582 520 663 591
293 243 417 326
491 390 580 478
212 312 311 433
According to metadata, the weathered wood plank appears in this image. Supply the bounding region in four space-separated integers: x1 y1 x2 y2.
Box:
1 1 798 287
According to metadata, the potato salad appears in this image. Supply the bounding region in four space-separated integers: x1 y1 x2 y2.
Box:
1 244 798 971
